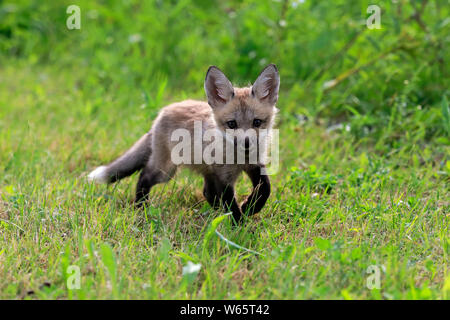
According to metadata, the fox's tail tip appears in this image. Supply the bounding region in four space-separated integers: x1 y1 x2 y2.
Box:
87 166 109 184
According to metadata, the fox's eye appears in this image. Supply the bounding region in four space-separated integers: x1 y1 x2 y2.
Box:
226 120 237 129
253 119 262 128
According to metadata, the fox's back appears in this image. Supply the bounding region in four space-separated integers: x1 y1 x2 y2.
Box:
150 99 217 163
154 99 215 131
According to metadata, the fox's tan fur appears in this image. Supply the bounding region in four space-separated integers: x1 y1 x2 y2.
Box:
88 64 280 223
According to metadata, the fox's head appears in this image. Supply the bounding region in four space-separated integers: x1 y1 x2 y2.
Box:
204 64 280 152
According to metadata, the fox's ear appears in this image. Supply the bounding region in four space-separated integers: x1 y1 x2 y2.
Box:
252 64 280 105
205 66 234 109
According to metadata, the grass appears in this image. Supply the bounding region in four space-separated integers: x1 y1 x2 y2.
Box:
0 0 449 299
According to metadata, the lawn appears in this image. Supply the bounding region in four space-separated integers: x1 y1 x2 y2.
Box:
0 0 448 299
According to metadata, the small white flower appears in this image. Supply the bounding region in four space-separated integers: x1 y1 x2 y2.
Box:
182 261 201 275
323 79 337 90
142 283 151 289
128 34 142 44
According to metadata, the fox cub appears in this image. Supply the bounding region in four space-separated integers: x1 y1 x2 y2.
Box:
88 64 280 223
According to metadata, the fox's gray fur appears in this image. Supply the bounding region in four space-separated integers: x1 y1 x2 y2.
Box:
88 64 280 223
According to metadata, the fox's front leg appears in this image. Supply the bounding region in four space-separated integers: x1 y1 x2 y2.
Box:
220 185 243 223
203 176 221 209
241 165 271 215
204 174 242 223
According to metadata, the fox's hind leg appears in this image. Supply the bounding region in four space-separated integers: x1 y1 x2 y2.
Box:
135 151 177 206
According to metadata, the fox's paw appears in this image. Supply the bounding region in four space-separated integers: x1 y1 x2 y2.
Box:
87 166 109 184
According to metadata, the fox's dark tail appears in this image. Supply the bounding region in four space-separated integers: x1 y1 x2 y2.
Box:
88 132 152 184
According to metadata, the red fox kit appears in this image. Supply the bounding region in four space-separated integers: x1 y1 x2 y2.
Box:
88 64 280 223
